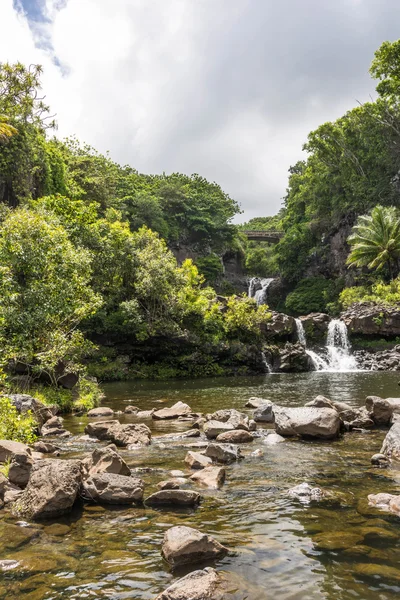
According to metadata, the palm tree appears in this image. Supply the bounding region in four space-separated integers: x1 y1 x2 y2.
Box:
0 115 17 142
347 205 400 279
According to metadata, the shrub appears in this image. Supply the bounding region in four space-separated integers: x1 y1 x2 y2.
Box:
339 277 400 309
285 277 334 315
195 254 224 283
0 396 37 443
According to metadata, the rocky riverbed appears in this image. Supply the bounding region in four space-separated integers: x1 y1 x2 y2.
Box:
0 372 400 599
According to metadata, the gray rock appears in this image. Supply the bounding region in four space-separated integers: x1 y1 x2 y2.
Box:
81 473 144 504
87 406 114 417
124 405 139 414
203 420 235 439
155 567 227 600
4 394 55 426
210 409 249 430
204 443 241 464
185 451 212 469
366 396 400 425
161 526 228 568
32 441 60 454
253 401 275 423
84 445 131 477
245 397 266 408
288 482 324 503
12 459 82 519
145 490 201 507
41 416 71 438
216 429 253 443
263 432 285 445
0 440 31 462
84 420 119 440
8 452 33 488
305 395 334 409
274 406 340 439
157 479 181 490
84 420 151 447
152 401 192 420
190 466 225 489
368 493 400 515
380 422 400 461
371 453 390 467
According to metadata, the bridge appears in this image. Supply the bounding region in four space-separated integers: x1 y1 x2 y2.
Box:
242 230 284 243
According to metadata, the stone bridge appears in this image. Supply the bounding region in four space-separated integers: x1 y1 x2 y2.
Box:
242 230 284 243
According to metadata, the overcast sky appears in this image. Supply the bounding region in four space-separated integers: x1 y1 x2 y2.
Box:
1 1 400 221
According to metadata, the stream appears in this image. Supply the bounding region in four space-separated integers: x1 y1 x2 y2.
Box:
1 371 400 599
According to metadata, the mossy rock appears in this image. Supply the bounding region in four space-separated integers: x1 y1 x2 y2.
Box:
313 531 364 551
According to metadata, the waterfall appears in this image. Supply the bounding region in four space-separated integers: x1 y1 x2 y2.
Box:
294 317 357 372
261 351 272 373
326 319 358 372
248 277 274 306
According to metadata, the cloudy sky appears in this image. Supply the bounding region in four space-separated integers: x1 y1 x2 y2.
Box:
1 1 399 221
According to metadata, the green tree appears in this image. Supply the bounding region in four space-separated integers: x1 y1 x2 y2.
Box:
347 205 400 279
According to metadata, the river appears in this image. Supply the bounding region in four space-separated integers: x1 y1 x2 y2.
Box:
1 372 400 599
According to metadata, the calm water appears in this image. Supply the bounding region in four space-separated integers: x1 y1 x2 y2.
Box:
1 372 400 599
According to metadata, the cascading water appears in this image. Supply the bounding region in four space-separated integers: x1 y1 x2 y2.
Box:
248 277 274 306
261 351 272 373
294 317 358 372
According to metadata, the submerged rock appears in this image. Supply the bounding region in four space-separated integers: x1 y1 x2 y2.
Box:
274 406 340 439
204 443 241 464
190 466 225 489
81 473 144 504
370 453 390 467
288 482 324 503
152 401 192 420
124 405 139 414
161 526 228 568
145 490 201 507
12 459 82 520
313 531 364 551
155 567 227 600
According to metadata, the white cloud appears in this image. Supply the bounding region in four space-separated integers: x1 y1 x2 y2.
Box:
1 0 399 221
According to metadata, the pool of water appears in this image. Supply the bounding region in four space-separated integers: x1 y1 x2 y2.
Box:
1 372 400 599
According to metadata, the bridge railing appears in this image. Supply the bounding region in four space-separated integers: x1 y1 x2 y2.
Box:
242 230 284 241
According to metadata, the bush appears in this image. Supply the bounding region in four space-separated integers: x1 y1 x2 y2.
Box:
194 254 224 283
285 277 334 315
339 277 400 309
0 396 37 443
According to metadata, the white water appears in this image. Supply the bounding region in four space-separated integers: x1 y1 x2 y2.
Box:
248 277 275 306
294 317 358 372
261 351 272 373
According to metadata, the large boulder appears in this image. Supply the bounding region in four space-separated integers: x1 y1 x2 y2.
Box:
87 406 114 418
262 312 296 338
299 313 330 343
216 429 253 443
152 401 192 420
190 466 225 489
274 407 340 439
185 451 212 469
366 396 400 425
81 473 144 504
84 420 151 447
0 440 31 463
209 409 249 430
84 420 119 440
155 567 227 600
204 443 241 464
12 459 82 519
342 303 400 337
161 526 228 568
41 416 71 438
145 490 201 507
203 420 235 439
277 343 314 373
380 422 400 461
253 401 275 423
8 452 33 488
84 445 131 477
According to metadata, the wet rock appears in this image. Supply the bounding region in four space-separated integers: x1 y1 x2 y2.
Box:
203 420 235 439
190 466 225 489
340 407 374 430
276 343 314 373
249 419 256 431
81 473 144 504
365 395 400 425
157 479 181 490
185 451 212 469
155 567 227 600
152 401 192 420
0 560 20 571
1 523 40 550
84 445 131 477
253 401 275 423
299 313 330 343
251 449 264 457
156 429 200 441
380 422 400 461
263 432 285 445
87 406 114 417
274 406 340 439
368 492 400 515
41 416 71 438
0 440 31 462
370 453 390 467
216 429 253 443
32 441 60 454
245 397 266 408
12 459 82 520
145 490 201 507
288 482 324 503
313 531 364 551
161 526 228 568
170 470 186 478
353 563 400 584
124 405 139 414
8 452 33 488
204 443 241 464
84 420 120 440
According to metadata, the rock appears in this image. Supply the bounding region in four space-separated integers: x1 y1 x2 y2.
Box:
249 419 257 431
0 560 20 571
216 429 253 443
124 405 139 414
342 303 400 337
145 490 201 507
155 567 226 600
157 479 181 490
84 445 131 477
367 492 400 516
32 441 60 454
8 452 33 488
274 406 340 439
185 451 212 469
84 420 119 440
204 443 241 464
87 406 114 417
152 401 192 420
276 343 313 373
245 397 266 408
253 401 275 423
251 449 263 456
210 409 249 430
4 484 23 504
305 395 334 409
263 311 296 338
340 407 374 430
161 526 228 568
288 482 324 503
313 531 364 551
371 453 390 467
12 459 82 519
41 416 71 438
190 466 225 489
299 313 330 343
0 440 31 462
81 473 144 504
353 563 400 584
380 422 400 461
203 420 235 439
5 394 55 426
156 429 200 441
84 420 151 447
366 395 400 425
263 432 285 445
